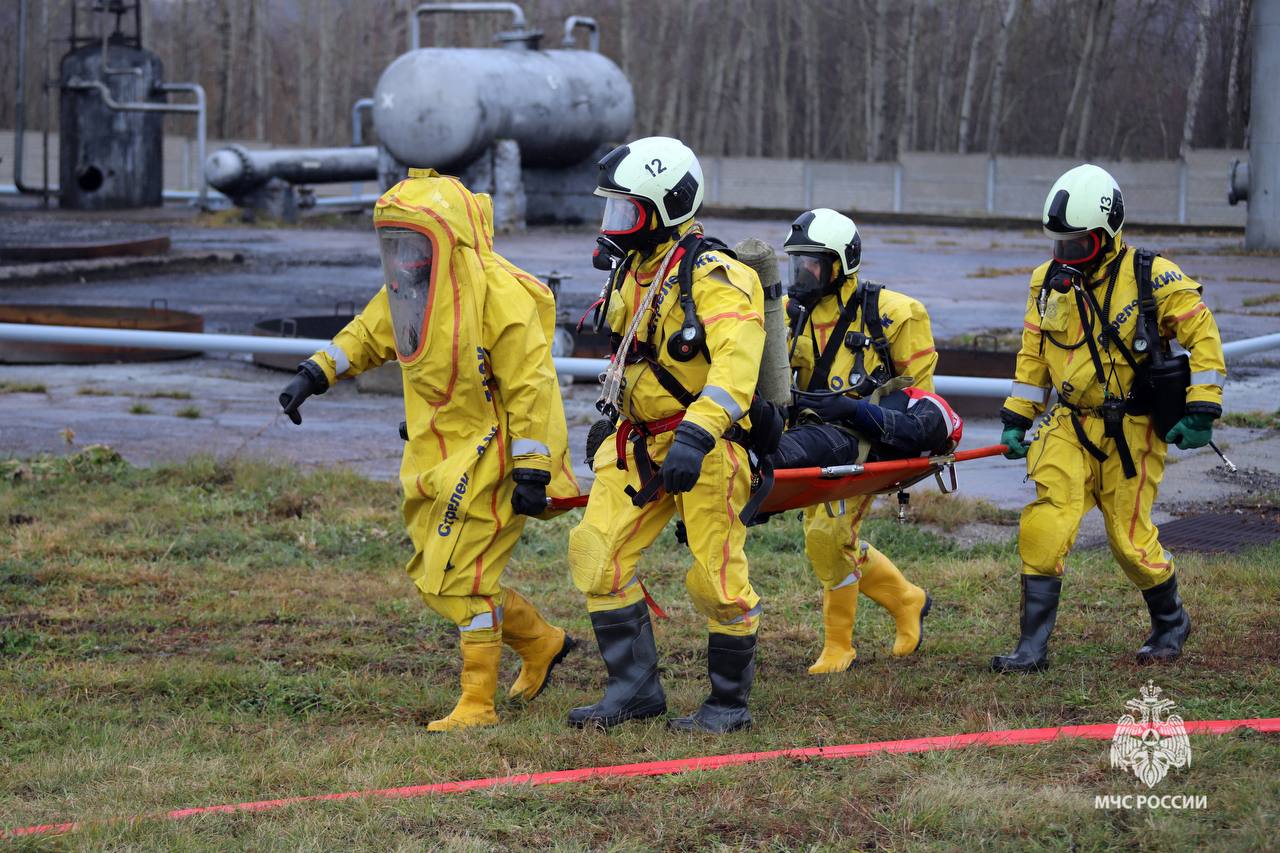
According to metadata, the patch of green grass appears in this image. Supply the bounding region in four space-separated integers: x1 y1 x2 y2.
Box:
966 265 1035 279
1226 275 1280 284
1242 292 1280 308
1221 410 1280 430
128 402 154 415
1 455 1277 848
0 380 47 393
76 387 115 396
144 390 194 400
175 406 202 420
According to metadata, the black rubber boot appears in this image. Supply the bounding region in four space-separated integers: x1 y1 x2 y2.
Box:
1136 575 1191 664
567 601 666 729
991 575 1061 674
668 633 756 733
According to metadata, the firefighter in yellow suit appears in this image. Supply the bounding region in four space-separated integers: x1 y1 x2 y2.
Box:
994 164 1225 672
277 168 582 730
567 137 766 733
782 208 938 674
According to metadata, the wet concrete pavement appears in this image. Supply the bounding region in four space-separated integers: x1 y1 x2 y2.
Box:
2 206 1278 539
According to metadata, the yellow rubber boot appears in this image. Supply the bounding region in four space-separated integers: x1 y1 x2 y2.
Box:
857 545 931 657
426 635 501 732
808 582 859 674
501 588 576 701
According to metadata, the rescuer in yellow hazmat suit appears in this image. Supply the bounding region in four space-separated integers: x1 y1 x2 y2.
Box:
277 169 582 730
781 208 938 674
567 137 766 733
993 163 1225 672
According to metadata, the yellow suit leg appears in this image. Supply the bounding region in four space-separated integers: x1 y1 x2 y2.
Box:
675 438 762 637
1098 416 1175 590
803 498 873 669
568 438 675 613
1019 412 1094 577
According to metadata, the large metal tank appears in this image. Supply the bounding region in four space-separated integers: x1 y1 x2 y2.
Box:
373 47 633 171
59 38 165 209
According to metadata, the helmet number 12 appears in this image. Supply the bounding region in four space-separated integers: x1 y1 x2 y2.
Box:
644 159 666 177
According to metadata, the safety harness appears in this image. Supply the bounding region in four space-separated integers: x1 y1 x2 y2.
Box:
605 232 775 512
1039 247 1173 480
803 282 894 396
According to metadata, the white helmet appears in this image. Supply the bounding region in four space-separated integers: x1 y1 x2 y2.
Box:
783 208 861 275
595 136 705 229
1042 164 1125 265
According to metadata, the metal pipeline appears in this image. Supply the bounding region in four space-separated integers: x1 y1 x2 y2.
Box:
410 2 531 51
63 77 209 208
12 0 56 198
561 16 599 51
350 97 375 196
1 325 1275 392
204 145 380 198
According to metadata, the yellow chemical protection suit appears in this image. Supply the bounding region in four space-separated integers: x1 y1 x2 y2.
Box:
308 169 580 730
789 277 937 671
569 222 766 636
1002 239 1225 588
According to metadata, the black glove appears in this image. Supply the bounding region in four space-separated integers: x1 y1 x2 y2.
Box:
794 390 863 422
662 421 716 495
278 360 328 425
511 468 550 516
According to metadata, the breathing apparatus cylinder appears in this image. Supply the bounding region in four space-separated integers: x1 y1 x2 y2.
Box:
733 238 790 406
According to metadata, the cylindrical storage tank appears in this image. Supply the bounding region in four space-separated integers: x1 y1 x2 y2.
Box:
373 47 633 170
59 40 165 209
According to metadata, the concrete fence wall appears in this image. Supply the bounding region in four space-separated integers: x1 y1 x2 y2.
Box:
702 149 1248 228
2 129 1248 225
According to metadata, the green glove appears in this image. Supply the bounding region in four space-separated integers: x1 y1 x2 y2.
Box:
1001 426 1029 459
1165 413 1214 450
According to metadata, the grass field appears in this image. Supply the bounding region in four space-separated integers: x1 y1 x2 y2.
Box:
1 449 1278 850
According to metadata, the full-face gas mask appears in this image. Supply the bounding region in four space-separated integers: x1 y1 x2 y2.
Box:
787 251 840 312
597 196 668 259
377 226 434 359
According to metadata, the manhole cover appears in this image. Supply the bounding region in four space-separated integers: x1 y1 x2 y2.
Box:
1154 510 1280 553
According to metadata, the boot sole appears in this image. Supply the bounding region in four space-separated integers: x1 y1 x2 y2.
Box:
1136 616 1192 665
667 716 752 734
519 634 579 702
990 656 1049 674
906 593 933 656
567 701 667 730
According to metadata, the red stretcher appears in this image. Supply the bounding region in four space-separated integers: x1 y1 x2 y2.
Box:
548 444 1009 515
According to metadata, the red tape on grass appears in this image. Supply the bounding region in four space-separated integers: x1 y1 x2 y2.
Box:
8 718 1279 838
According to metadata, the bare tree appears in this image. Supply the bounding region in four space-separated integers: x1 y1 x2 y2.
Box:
1181 0 1213 157
932 3 958 152
1056 0 1106 156
867 0 891 160
1225 0 1251 147
895 0 920 156
956 2 988 154
1073 0 1116 158
985 0 1022 154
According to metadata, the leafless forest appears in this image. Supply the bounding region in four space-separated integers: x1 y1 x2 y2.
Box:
2 0 1254 161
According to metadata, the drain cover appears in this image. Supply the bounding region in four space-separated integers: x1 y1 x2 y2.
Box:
1154 510 1280 553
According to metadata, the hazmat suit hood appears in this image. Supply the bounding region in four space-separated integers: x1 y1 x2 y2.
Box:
374 168 579 505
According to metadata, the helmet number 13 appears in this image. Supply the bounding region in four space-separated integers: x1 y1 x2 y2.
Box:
644 159 666 177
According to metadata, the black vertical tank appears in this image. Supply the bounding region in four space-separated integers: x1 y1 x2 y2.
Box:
59 37 164 209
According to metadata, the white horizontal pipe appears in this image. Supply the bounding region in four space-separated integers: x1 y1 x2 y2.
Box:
1223 332 1280 358
1 324 1278 391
